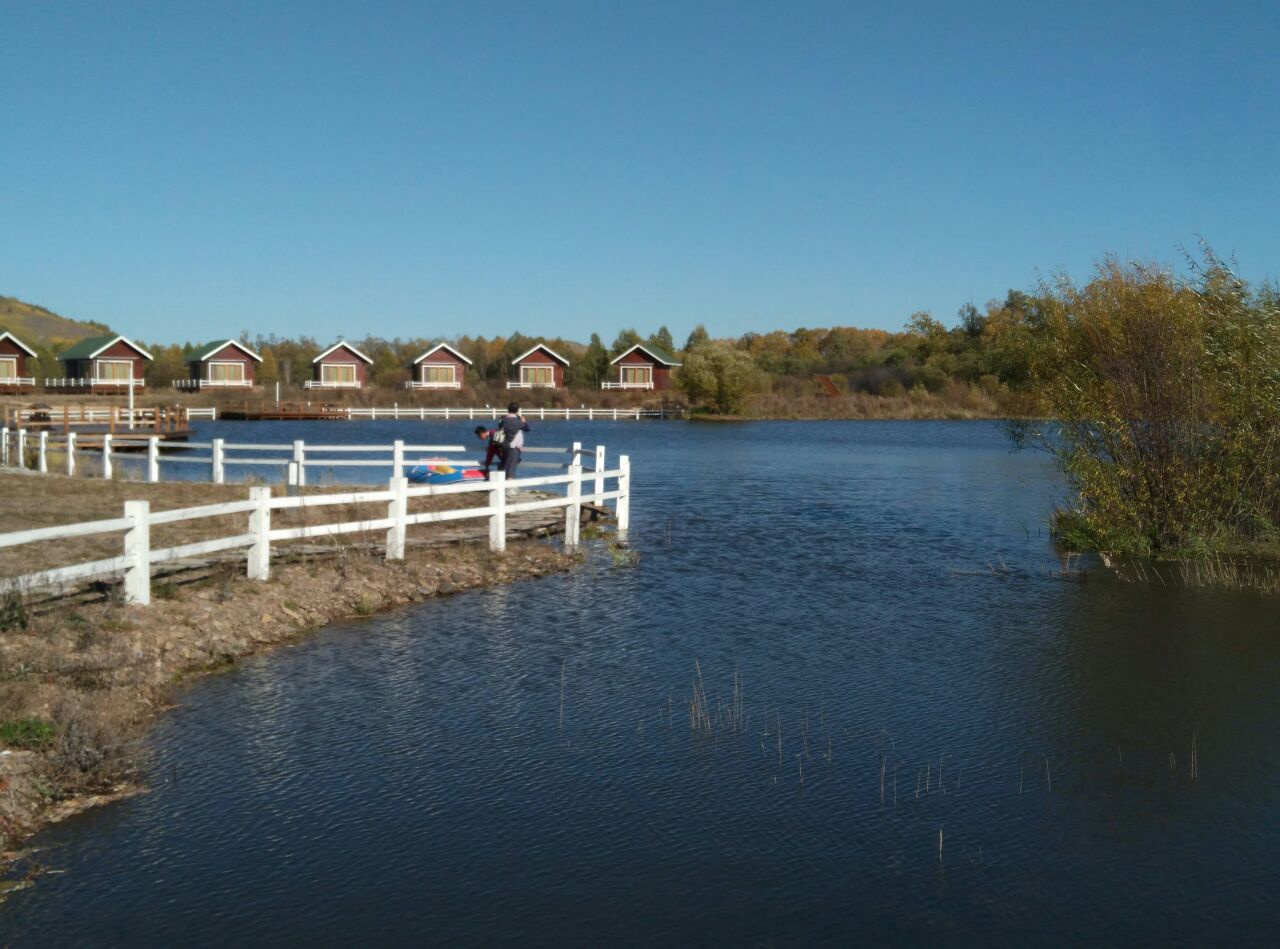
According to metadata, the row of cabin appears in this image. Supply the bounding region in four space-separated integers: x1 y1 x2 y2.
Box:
0 332 681 394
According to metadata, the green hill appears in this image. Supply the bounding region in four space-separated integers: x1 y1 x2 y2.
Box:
0 295 111 345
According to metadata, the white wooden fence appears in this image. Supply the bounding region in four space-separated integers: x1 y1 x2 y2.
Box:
0 458 631 606
0 427 607 490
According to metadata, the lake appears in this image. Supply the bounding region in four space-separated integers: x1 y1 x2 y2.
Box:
5 420 1280 946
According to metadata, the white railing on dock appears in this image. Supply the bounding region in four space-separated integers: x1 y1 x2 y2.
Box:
0 426 608 492
0 457 631 606
343 405 670 421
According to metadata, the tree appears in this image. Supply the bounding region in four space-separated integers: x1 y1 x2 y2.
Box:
684 324 710 352
610 328 642 357
677 342 760 413
258 347 279 386
957 302 986 338
647 325 675 355
572 333 609 388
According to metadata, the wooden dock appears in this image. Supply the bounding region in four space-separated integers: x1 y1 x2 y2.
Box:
220 400 348 420
2 404 194 442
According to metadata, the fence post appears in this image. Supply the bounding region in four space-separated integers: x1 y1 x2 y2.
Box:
102 433 113 480
38 431 48 473
616 454 630 535
247 487 272 580
292 440 307 486
212 438 225 484
287 461 300 496
0 426 7 466
122 500 151 605
594 445 605 504
392 439 405 481
386 476 408 560
572 440 581 472
16 429 26 469
564 463 582 547
488 471 507 552
66 431 77 476
147 435 160 482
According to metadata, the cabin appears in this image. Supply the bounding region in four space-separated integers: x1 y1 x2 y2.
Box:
53 335 152 393
604 344 681 391
406 343 470 390
0 331 37 393
508 344 569 390
178 339 261 390
307 341 372 389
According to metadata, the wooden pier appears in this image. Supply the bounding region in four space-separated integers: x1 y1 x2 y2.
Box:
1 404 194 442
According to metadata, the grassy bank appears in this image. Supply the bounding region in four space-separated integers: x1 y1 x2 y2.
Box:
0 472 586 877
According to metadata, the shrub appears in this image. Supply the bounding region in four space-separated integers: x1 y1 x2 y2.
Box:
1013 248 1280 556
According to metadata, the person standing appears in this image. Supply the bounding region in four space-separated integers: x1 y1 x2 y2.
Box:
498 402 530 496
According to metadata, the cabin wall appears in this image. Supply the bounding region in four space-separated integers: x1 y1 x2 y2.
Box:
415 351 467 387
192 343 256 383
517 349 565 387
313 346 368 385
0 338 28 377
616 350 675 390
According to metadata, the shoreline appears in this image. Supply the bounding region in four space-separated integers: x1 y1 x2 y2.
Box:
0 477 592 882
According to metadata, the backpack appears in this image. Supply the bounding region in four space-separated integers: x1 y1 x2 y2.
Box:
491 426 506 446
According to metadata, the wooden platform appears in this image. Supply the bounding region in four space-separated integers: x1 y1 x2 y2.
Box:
220 401 348 420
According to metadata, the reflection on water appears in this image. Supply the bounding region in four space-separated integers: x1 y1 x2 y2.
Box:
5 421 1280 946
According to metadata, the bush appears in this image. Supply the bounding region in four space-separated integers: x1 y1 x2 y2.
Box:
1014 249 1280 556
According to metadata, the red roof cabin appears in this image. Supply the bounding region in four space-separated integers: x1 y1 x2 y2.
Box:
406 343 471 390
508 344 569 390
0 331 37 393
177 339 261 390
54 335 152 393
307 341 372 390
604 344 681 391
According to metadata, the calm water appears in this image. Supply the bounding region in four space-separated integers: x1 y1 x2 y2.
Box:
5 420 1280 946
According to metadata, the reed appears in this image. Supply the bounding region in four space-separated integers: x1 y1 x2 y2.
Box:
938 827 944 862
1190 733 1198 780
558 659 566 731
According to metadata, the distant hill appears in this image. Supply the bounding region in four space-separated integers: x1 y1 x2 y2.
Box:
0 295 111 345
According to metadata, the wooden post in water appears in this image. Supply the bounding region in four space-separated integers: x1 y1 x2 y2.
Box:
122 500 151 605
564 463 582 547
616 454 630 536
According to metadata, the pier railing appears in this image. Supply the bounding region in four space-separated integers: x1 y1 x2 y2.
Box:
0 427 606 490
0 458 631 606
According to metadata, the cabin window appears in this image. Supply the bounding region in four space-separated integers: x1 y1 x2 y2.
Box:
422 364 456 384
521 365 554 386
208 361 245 382
321 363 357 384
621 365 652 385
0 357 16 380
96 360 133 381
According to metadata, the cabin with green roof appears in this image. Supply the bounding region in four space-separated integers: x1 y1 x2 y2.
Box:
53 334 152 392
604 344 681 391
179 339 261 390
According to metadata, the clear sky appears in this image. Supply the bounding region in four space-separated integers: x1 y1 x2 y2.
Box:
3 0 1278 345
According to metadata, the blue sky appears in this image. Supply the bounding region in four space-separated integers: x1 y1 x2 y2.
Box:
3 0 1278 345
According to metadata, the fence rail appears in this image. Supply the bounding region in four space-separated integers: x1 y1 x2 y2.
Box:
0 458 631 606
0 426 608 492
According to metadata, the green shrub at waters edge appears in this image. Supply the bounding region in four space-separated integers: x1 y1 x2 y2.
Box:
1014 246 1280 559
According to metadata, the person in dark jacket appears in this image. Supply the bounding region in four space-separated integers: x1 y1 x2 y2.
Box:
474 424 504 479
